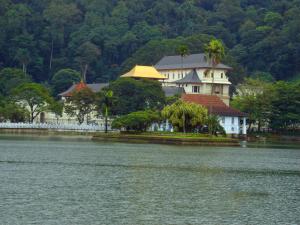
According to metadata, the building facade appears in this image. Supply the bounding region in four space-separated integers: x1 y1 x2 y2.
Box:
155 53 231 105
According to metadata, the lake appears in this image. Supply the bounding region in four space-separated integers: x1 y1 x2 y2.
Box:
0 135 299 225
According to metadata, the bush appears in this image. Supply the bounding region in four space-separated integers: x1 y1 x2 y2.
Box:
112 110 161 131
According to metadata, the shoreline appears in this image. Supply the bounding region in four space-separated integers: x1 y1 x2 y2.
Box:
92 133 240 146
0 128 239 146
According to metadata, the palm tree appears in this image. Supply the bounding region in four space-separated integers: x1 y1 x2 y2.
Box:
162 100 207 133
176 45 189 79
102 90 114 133
204 39 225 95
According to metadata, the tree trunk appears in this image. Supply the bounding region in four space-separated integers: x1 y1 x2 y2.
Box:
49 39 54 70
83 64 88 82
183 114 186 133
105 106 108 133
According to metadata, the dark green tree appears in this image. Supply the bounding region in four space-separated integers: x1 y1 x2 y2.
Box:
12 83 55 123
108 78 165 115
51 69 81 95
64 87 97 125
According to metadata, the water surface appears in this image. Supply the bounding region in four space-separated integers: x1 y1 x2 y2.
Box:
0 135 299 224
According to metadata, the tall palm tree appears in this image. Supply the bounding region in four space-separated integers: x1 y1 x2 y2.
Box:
176 45 189 79
204 39 225 95
101 90 114 133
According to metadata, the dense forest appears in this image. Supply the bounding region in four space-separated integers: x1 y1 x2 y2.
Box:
1 0 300 86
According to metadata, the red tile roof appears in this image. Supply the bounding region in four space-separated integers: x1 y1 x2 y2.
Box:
61 81 89 97
182 94 247 117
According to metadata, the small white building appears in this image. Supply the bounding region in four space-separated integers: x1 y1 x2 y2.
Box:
182 94 247 135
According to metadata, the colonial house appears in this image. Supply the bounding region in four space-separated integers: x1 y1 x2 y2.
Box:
154 53 247 135
155 53 231 105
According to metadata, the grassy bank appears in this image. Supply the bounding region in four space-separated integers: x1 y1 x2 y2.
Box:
92 132 239 146
0 129 240 146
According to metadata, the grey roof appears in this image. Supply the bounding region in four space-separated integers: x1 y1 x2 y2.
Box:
155 53 232 70
162 86 185 97
59 83 109 96
87 83 109 92
175 69 201 84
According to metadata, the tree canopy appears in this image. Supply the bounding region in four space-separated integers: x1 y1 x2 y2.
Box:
108 78 165 115
0 0 300 85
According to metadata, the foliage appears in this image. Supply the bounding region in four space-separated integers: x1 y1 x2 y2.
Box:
112 110 160 131
51 68 81 96
269 81 300 132
108 78 165 115
97 89 114 133
0 68 30 96
162 100 207 133
0 97 29 122
1 1 300 85
205 39 225 66
12 83 55 123
231 78 273 132
64 87 97 124
232 78 300 133
206 115 226 136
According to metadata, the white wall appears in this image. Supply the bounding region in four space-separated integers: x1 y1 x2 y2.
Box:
159 68 231 84
219 116 241 134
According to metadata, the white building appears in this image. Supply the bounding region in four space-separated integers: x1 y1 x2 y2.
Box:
155 53 247 135
155 53 231 105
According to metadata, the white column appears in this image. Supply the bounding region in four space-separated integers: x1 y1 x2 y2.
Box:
242 117 247 135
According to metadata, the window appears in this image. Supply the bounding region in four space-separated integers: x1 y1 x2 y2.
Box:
221 73 224 78
222 117 225 124
173 73 175 79
211 73 214 78
204 71 208 78
192 86 200 93
232 117 235 124
231 127 234 131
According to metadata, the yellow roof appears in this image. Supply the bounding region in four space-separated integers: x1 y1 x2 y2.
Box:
120 65 166 80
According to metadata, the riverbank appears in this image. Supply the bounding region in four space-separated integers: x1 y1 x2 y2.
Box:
92 132 240 146
0 129 239 146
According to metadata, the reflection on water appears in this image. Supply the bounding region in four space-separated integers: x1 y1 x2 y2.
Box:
0 135 299 225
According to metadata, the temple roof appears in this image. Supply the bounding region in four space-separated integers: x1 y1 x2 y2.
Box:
175 69 201 84
182 94 247 117
120 65 166 80
155 53 232 70
59 82 108 97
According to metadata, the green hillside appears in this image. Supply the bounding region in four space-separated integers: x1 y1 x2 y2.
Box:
0 0 299 84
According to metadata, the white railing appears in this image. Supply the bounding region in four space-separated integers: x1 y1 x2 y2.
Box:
0 122 111 131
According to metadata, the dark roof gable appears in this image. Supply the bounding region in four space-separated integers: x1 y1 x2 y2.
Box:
175 69 201 84
155 53 231 70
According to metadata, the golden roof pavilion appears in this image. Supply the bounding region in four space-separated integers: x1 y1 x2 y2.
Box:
120 65 166 80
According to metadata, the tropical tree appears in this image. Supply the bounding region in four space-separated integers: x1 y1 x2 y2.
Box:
64 87 97 124
51 68 81 95
0 97 29 122
98 90 114 133
0 68 30 96
176 44 189 78
204 39 225 95
112 110 161 132
75 41 101 82
109 78 165 115
231 78 273 132
12 83 55 123
162 100 207 133
206 114 226 136
269 81 300 132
